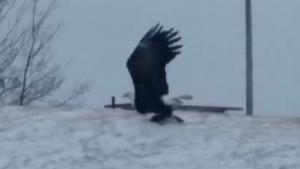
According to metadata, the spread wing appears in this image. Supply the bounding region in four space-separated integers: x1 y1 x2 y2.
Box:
127 23 182 96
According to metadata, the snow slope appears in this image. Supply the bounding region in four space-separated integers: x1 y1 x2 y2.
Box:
0 106 299 169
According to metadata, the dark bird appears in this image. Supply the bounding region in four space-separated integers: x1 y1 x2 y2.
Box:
126 23 183 123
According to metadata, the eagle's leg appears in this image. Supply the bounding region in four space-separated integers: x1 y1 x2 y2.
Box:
150 105 172 123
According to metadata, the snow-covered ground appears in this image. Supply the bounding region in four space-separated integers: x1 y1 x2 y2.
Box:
0 106 299 169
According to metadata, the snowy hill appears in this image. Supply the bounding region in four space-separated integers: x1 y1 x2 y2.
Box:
0 106 299 169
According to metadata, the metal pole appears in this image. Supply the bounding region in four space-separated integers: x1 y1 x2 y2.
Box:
246 0 253 115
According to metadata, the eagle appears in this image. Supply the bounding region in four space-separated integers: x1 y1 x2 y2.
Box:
126 23 183 123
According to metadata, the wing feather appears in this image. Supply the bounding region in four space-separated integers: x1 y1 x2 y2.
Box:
127 23 182 97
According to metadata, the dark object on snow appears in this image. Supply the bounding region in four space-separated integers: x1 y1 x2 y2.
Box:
126 23 182 123
105 102 243 113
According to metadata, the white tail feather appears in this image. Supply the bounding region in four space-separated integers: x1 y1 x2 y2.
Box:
123 92 193 107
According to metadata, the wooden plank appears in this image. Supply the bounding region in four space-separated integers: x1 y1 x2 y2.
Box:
104 103 243 113
105 103 133 110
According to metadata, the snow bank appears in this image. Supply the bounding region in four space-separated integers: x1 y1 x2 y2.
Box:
0 106 299 169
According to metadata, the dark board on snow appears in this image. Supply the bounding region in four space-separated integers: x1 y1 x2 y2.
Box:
104 103 243 113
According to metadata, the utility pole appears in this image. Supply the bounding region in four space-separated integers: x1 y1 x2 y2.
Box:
245 0 253 115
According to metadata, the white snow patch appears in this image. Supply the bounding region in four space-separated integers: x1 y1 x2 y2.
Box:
0 106 299 169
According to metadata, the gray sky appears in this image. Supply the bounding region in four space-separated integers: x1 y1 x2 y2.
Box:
51 0 300 117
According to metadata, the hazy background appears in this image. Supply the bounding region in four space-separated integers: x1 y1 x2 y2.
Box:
50 0 300 117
